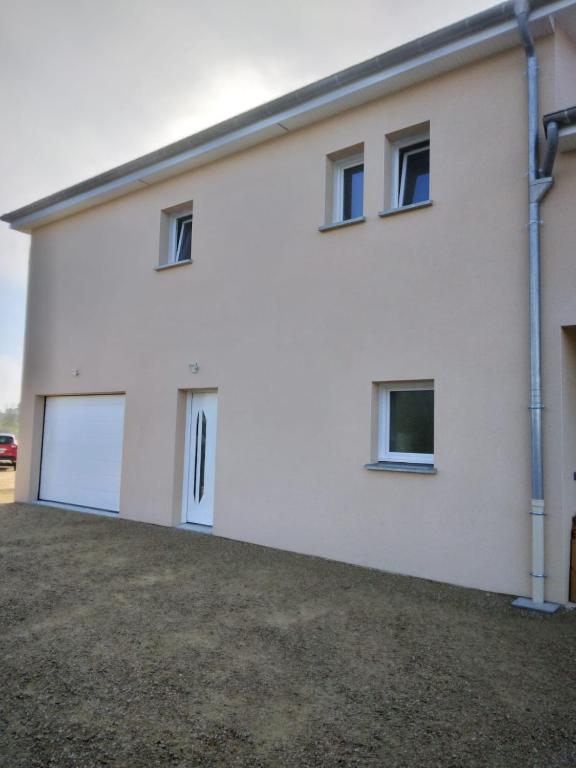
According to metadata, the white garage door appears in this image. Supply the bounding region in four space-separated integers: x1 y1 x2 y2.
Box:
39 395 125 512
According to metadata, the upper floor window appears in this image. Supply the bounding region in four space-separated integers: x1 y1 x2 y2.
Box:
325 145 365 226
334 154 364 222
389 129 430 210
397 140 430 207
171 211 193 263
157 202 194 270
381 123 430 216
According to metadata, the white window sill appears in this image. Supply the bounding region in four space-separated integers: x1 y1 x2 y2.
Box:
154 259 193 272
364 461 437 474
318 216 366 232
378 200 433 218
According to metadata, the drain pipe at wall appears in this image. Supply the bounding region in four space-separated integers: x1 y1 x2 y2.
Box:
512 0 559 613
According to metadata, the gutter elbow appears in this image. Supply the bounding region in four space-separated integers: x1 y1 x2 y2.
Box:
515 1 535 56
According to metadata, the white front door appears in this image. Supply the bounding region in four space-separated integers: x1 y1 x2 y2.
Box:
183 392 217 526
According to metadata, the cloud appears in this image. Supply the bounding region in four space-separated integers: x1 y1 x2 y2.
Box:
0 355 22 410
158 64 288 147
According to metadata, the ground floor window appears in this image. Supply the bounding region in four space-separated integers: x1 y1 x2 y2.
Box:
378 381 434 464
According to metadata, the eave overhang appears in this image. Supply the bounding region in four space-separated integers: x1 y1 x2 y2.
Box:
3 0 576 233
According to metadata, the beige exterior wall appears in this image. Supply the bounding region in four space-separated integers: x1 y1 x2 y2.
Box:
16 33 576 603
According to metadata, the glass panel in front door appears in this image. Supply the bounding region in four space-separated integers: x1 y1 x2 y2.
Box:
185 393 217 526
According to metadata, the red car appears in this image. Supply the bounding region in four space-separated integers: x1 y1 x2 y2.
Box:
0 433 17 469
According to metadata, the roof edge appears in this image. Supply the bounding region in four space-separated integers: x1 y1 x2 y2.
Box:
0 0 567 228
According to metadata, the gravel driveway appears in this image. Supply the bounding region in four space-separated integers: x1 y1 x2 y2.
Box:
0 502 575 768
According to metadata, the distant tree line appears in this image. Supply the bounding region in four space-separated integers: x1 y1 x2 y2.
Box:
0 406 19 435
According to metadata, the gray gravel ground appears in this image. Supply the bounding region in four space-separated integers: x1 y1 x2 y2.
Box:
0 502 575 768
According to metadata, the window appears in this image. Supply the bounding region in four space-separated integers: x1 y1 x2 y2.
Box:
333 153 364 223
157 202 194 270
171 212 193 263
396 139 430 208
378 381 434 464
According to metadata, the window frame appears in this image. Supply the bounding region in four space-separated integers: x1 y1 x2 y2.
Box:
392 135 430 209
170 210 193 264
332 153 364 223
378 381 434 465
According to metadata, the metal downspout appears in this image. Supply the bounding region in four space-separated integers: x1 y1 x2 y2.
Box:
512 0 558 613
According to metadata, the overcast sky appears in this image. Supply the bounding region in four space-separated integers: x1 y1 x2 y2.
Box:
0 0 495 409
